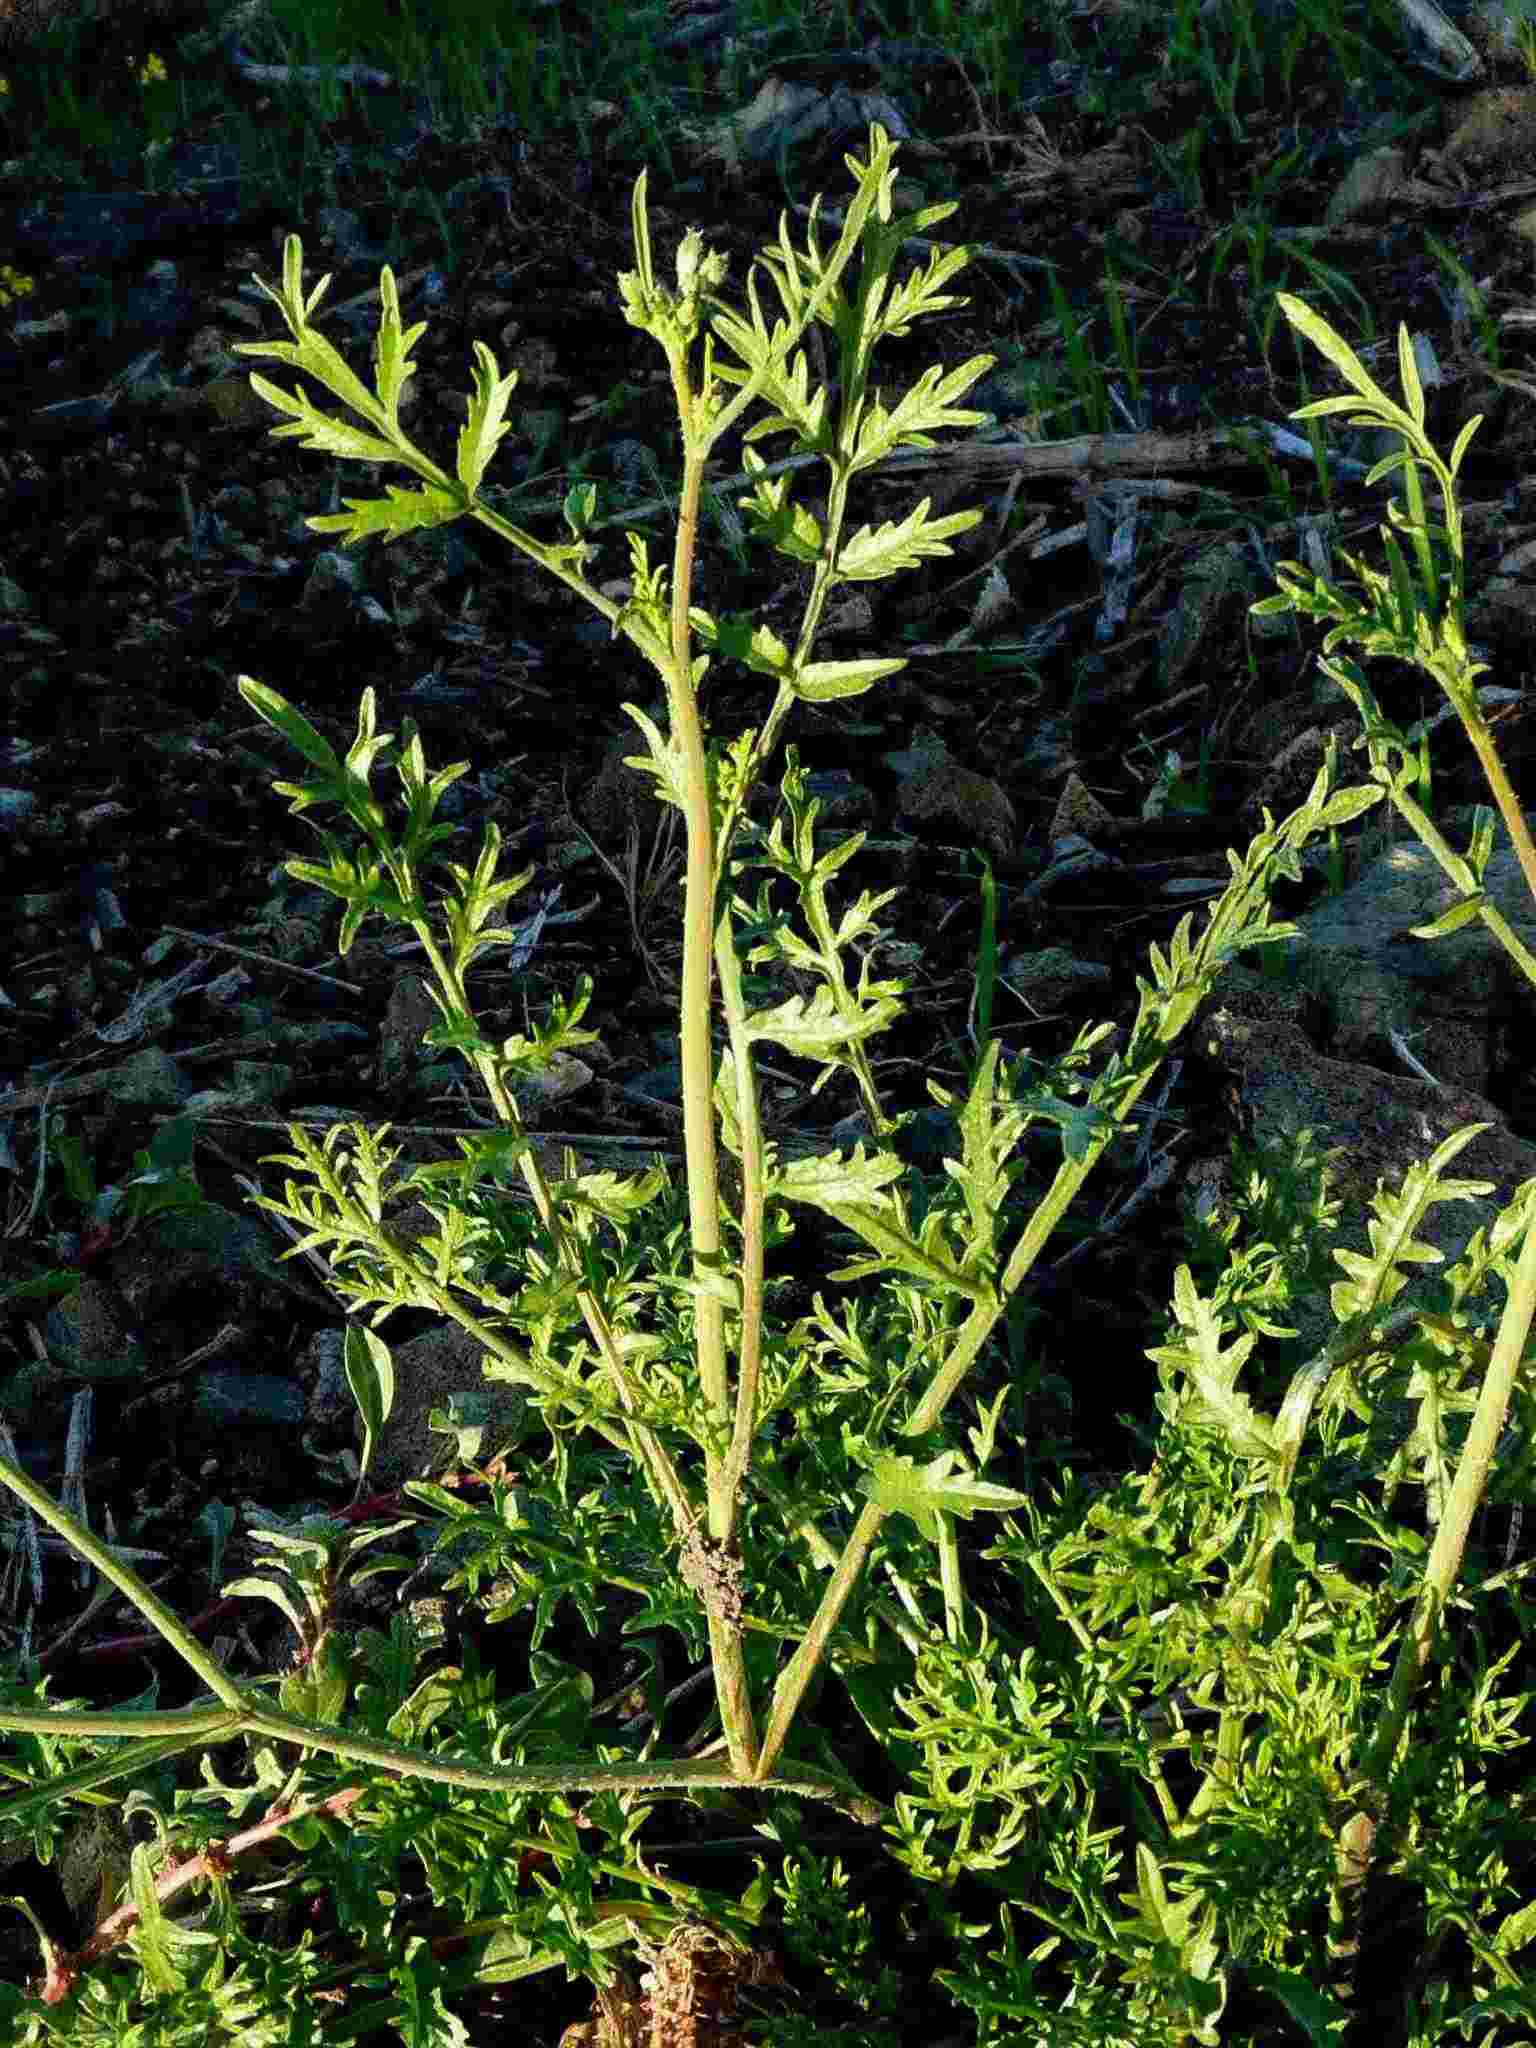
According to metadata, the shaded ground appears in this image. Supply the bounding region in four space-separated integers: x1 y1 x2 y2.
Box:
3 0 1536 2037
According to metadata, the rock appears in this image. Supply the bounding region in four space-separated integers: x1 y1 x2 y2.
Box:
888 730 1015 862
369 1320 531 1488
379 972 441 1097
1440 86 1536 177
1002 945 1112 1012
1195 991 1536 1354
109 1205 296 1320
1050 771 1116 843
102 1045 190 1108
191 1364 305 1431
1240 718 1356 836
802 768 876 828
44 1273 147 1380
1267 806 1536 1095
1158 542 1263 692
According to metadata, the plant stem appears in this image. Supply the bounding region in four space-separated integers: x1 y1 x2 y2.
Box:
715 913 767 1522
0 1451 245 1710
755 1051 1167 1782
1359 1199 1536 1787
1461 710 1536 912
668 448 728 1467
662 415 759 1777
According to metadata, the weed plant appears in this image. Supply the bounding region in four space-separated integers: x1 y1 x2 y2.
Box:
4 123 1536 2048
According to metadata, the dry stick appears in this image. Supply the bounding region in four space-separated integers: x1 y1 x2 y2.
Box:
486 423 1245 540
48 1785 372 2000
162 925 365 994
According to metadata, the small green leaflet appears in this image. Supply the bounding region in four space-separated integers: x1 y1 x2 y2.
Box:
745 982 900 1056
455 339 520 498
306 479 468 546
791 657 907 701
860 1449 1029 1542
344 1324 395 1486
769 1142 904 1206
834 500 981 581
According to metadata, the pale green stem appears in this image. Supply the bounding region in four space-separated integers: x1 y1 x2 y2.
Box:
0 1701 245 1741
655 344 758 1776
754 1495 888 1785
756 1057 1164 1781
403 916 694 1534
1025 1552 1181 1831
714 911 766 1527
0 1452 245 1709
936 1513 964 1643
1358 1201 1536 1787
1389 429 1536 912
1459 713 1536 914
664 446 728 1462
1186 1707 1246 1828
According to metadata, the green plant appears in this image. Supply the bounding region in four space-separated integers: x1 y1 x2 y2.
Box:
1246 283 1536 1936
1045 265 1109 434
1101 258 1142 412
1195 162 1372 344
1161 0 1367 135
1134 728 1217 821
1256 293 1536 915
5 143 1536 2046
0 1114 213 1317
1423 229 1501 375
126 48 182 164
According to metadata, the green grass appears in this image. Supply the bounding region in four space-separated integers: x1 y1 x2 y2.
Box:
0 0 1461 457
0 0 1426 233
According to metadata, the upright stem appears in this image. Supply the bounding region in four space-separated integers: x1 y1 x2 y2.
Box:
667 450 727 1452
1463 716 1536 911
408 922 694 1535
665 417 758 1775
1358 1203 1536 1787
755 1054 1167 1782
